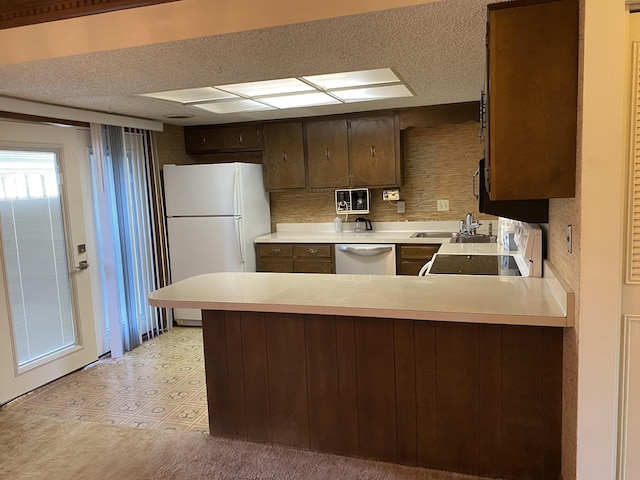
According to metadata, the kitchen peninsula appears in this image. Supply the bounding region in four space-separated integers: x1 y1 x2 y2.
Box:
148 265 572 480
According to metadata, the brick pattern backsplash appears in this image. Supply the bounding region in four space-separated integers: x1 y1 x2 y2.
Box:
270 120 489 228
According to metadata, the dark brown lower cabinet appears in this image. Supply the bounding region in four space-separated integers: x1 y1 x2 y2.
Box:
202 311 562 480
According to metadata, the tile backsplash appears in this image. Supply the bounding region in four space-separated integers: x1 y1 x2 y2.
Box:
269 120 489 231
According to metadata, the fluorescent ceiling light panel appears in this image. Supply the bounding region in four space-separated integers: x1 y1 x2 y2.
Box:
259 92 341 109
332 84 414 103
140 87 236 103
302 68 401 90
192 99 275 114
217 78 315 97
140 68 413 114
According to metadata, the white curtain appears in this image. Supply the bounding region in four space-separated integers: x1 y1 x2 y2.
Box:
89 124 168 357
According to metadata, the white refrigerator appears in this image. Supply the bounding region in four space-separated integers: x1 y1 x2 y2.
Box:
163 163 270 325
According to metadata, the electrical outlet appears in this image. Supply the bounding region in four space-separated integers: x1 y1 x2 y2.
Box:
396 200 406 214
382 189 400 201
437 199 449 212
567 224 572 253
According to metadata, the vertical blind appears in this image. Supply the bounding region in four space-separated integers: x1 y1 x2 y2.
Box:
90 124 168 356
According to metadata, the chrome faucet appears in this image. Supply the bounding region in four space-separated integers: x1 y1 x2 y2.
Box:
460 212 481 235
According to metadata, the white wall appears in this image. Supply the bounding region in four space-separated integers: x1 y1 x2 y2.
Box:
577 0 626 479
0 0 440 65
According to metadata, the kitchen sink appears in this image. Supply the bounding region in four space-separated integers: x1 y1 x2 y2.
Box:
450 233 497 243
410 232 455 238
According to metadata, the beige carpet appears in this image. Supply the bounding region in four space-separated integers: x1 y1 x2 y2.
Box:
0 410 493 480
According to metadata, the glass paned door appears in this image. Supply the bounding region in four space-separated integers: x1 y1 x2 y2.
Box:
0 120 98 406
0 150 76 369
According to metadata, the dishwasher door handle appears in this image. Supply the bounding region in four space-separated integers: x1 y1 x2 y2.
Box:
338 245 393 256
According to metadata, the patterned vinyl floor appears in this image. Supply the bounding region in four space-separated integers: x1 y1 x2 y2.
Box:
3 326 209 433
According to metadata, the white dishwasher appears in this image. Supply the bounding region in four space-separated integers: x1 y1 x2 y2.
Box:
335 244 396 275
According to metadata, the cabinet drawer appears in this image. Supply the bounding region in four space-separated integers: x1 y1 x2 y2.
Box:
257 258 294 273
256 244 293 258
294 259 334 274
397 245 440 260
293 244 332 259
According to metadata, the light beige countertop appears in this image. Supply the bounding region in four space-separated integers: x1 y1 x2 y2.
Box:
254 220 488 245
254 230 452 244
148 266 573 328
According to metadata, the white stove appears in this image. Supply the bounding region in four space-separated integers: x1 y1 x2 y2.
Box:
512 221 543 277
426 222 543 278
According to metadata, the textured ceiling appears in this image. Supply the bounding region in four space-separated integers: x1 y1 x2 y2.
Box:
0 0 498 126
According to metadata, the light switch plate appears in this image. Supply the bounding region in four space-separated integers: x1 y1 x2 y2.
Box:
437 199 449 211
396 200 406 214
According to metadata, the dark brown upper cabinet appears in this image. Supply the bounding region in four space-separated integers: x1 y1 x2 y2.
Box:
221 124 260 150
184 124 260 153
305 119 350 188
304 113 401 190
349 114 400 188
184 127 222 153
485 0 578 200
262 122 306 190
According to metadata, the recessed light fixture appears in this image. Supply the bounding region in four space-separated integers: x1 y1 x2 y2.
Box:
138 68 413 114
163 114 195 119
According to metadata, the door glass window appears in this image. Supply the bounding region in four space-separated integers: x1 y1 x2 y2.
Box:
0 149 75 368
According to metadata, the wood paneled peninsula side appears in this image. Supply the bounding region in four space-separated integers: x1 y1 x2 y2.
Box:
148 270 573 480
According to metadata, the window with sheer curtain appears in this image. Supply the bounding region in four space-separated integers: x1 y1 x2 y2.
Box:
90 124 168 357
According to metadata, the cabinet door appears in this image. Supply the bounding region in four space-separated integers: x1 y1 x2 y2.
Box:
487 0 578 200
222 125 260 150
349 115 400 187
396 244 440 276
184 127 222 153
306 119 350 188
263 122 306 190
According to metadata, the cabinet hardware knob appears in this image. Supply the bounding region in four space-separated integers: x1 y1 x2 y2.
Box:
282 150 287 162
238 133 243 143
370 145 376 157
308 248 318 254
325 148 330 161
200 135 206 145
272 248 281 255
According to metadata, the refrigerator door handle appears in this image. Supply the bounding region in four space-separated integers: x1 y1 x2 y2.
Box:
233 166 240 216
235 217 245 265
